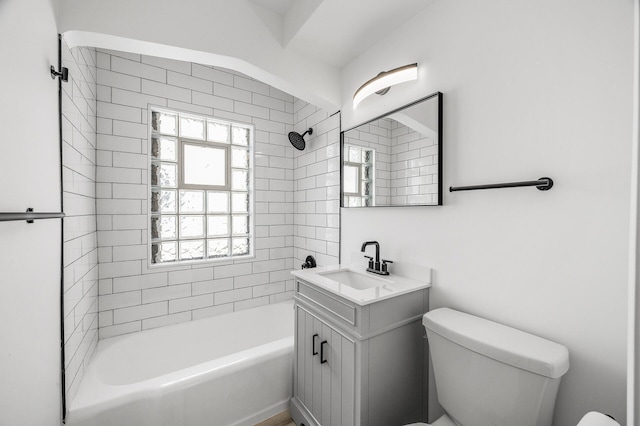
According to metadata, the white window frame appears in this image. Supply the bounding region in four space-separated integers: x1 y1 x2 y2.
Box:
147 106 254 267
343 144 376 207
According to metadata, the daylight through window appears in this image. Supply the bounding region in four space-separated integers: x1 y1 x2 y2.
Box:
149 108 253 264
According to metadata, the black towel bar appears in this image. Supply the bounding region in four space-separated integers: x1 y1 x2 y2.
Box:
449 177 553 192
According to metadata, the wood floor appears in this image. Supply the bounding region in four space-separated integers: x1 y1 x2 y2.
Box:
254 409 296 426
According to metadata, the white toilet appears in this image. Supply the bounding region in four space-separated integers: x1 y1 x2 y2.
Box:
408 307 570 426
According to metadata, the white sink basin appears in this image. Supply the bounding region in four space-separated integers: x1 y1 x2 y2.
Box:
317 269 391 290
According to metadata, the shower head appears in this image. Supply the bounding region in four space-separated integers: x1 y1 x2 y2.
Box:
288 128 313 151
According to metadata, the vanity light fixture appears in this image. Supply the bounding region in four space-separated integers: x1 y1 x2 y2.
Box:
352 63 418 109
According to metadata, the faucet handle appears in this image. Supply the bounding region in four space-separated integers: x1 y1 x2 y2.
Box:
364 255 374 269
381 259 393 273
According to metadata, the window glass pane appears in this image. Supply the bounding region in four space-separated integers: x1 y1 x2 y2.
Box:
180 117 205 139
207 216 229 237
232 126 250 146
362 149 373 163
207 239 230 258
152 111 177 135
179 190 204 213
207 121 230 143
232 238 249 256
344 165 359 194
347 196 361 207
231 147 249 169
231 192 249 213
232 215 249 236
151 190 176 213
151 136 176 161
180 215 205 238
183 144 227 186
152 241 176 263
179 240 204 260
207 191 229 213
151 163 160 186
362 165 372 180
362 181 372 196
231 169 248 191
151 215 176 240
151 162 177 187
348 146 361 162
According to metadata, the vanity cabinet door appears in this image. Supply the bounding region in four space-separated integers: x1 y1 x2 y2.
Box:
295 306 355 426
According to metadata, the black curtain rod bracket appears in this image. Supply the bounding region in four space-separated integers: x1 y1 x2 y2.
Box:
0 208 65 223
449 177 553 192
50 65 69 82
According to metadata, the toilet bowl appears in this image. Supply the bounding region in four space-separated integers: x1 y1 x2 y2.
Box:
408 411 619 426
576 412 621 426
406 413 456 426
411 308 570 426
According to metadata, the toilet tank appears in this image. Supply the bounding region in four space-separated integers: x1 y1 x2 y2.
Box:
424 308 569 426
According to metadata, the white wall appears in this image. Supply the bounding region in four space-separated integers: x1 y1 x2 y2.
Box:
0 0 62 424
630 1 640 424
340 1 632 425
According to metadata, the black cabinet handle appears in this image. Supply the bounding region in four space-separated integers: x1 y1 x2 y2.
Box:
312 333 319 356
320 340 328 364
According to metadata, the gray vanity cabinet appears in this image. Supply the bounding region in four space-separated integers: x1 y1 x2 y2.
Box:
291 278 430 426
295 306 355 425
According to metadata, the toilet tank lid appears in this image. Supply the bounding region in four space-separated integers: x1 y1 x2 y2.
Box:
423 308 569 379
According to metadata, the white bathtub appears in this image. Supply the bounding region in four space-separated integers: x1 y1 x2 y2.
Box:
67 301 294 426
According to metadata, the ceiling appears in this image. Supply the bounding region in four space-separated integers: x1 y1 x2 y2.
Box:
247 0 435 68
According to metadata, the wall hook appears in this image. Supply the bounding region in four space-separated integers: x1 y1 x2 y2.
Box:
50 65 69 82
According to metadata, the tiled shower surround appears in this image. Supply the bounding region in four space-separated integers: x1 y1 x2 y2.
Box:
61 42 99 400
70 47 341 340
292 102 340 269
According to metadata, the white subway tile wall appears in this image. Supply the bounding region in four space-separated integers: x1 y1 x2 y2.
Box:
389 121 439 205
94 50 340 339
61 41 99 402
293 101 341 268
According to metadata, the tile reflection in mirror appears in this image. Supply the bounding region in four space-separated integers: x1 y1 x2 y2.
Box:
341 92 442 207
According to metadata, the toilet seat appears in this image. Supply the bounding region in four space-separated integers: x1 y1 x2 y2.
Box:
405 414 456 426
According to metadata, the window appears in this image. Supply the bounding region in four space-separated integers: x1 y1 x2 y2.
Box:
343 144 375 207
149 108 253 265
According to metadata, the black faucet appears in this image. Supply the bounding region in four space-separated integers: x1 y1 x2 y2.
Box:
360 241 393 276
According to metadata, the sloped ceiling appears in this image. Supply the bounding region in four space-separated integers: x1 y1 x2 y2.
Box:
248 0 434 68
60 0 435 109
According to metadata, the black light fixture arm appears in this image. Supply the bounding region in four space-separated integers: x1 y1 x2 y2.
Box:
449 177 553 192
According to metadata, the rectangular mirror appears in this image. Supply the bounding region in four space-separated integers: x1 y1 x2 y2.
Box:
341 92 442 207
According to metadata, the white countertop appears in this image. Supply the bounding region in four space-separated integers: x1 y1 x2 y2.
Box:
291 263 431 306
